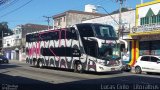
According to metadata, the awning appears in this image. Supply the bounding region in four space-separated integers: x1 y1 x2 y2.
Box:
129 30 160 36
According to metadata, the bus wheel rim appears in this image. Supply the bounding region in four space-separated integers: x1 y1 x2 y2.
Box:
39 62 42 67
77 64 82 71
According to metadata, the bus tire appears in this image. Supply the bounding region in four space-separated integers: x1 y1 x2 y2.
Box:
135 66 142 74
38 60 43 68
74 61 83 73
33 59 37 67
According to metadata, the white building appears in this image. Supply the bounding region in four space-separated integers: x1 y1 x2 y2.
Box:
3 34 21 60
82 9 136 38
3 23 50 61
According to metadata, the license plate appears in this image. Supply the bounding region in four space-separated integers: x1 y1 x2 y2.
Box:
111 68 115 71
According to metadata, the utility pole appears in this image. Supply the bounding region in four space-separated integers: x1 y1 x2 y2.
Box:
1 30 3 54
97 5 119 25
116 0 126 38
43 16 52 30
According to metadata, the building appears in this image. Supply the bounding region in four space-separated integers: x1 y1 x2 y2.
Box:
3 23 51 61
129 0 160 66
53 9 106 28
82 9 135 37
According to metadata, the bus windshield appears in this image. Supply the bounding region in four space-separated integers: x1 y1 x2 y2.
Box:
94 24 118 39
98 41 120 60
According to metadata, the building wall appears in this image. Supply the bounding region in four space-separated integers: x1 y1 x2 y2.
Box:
3 34 21 48
3 24 49 61
53 11 104 28
54 16 66 28
136 0 160 26
82 10 135 33
66 13 101 27
3 34 21 60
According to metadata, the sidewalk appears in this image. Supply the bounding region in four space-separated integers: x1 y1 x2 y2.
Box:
131 66 135 73
9 60 26 64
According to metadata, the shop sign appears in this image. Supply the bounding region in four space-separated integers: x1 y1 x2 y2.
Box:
132 23 160 33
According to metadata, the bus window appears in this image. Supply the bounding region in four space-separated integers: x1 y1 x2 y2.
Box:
120 44 125 52
77 24 95 37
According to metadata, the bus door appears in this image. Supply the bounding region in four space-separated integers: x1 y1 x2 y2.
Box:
76 24 98 58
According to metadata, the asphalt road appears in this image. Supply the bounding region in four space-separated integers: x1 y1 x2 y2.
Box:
0 60 160 90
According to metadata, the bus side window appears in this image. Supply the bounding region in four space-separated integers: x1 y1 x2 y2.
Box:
66 28 78 40
61 30 65 39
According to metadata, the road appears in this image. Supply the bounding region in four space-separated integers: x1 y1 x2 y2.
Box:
0 60 160 90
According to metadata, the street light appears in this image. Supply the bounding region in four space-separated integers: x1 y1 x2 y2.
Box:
96 5 119 25
96 5 120 38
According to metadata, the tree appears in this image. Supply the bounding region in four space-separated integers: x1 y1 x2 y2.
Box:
0 22 13 49
0 22 13 38
110 7 132 14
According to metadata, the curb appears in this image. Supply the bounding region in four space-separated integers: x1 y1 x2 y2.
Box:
131 67 136 74
9 60 26 64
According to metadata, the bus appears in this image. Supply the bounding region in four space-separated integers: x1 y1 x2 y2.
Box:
25 23 123 73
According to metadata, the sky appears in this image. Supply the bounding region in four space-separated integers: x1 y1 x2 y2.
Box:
0 0 152 29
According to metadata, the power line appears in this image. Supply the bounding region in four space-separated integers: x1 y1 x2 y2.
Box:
0 0 33 18
0 0 20 12
0 0 10 5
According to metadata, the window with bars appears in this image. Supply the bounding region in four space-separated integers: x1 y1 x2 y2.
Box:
140 15 160 25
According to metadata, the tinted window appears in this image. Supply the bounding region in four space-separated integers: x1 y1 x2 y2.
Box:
151 57 158 62
26 33 39 42
141 56 150 61
61 30 65 39
77 24 94 37
41 47 80 57
39 31 59 41
66 28 78 40
93 24 117 39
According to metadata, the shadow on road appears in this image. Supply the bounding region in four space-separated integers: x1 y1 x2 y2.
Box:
0 73 55 90
0 73 160 90
0 64 20 69
31 66 123 75
58 75 160 90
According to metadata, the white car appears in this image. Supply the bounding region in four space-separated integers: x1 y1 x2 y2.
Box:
134 55 160 74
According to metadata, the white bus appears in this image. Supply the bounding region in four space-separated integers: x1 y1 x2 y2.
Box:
25 23 122 73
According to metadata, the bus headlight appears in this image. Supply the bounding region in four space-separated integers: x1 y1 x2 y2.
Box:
97 60 105 65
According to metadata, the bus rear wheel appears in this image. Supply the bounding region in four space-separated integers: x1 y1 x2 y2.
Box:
74 62 83 73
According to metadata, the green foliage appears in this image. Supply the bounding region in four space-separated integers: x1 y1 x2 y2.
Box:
0 22 13 38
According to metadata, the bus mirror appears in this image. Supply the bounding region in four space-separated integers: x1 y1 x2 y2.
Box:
70 27 75 32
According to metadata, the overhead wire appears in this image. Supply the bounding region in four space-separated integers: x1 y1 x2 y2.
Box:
0 0 20 12
0 0 33 18
0 0 10 5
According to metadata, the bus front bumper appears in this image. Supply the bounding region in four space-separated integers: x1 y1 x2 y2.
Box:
96 63 123 72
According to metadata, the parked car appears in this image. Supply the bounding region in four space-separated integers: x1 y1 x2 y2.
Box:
0 55 9 64
121 61 131 72
134 55 160 74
